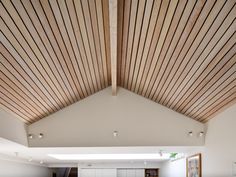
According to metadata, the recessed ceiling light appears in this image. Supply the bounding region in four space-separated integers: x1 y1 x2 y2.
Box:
113 131 118 137
188 131 193 137
38 133 44 139
48 153 170 160
199 131 204 137
28 134 34 139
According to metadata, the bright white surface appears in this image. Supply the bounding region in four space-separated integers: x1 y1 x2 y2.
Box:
0 137 203 166
28 87 205 147
0 108 28 146
79 168 117 177
160 104 236 177
117 169 145 177
202 104 236 177
76 161 162 169
159 158 186 177
48 153 170 160
0 158 51 177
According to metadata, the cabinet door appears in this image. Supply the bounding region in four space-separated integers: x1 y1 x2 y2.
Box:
101 169 117 177
95 169 102 177
117 169 127 177
126 169 136 177
135 169 145 177
81 169 96 177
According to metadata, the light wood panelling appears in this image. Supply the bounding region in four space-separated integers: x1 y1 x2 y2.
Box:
1 0 235 124
0 0 111 124
118 0 236 123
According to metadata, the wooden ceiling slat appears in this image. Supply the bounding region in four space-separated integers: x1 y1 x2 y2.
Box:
1 0 112 124
95 0 109 87
191 78 236 119
40 0 83 100
80 0 103 90
147 0 188 99
163 0 230 108
126 0 147 90
138 0 170 96
201 97 236 123
133 0 162 93
66 1 94 94
174 4 236 111
72 0 98 93
181 51 236 115
189 60 236 117
65 0 94 95
0 71 50 116
21 0 76 105
12 0 72 107
101 0 111 85
87 0 106 89
31 0 79 102
196 88 236 122
0 78 45 118
153 0 225 102
0 102 32 124
130 0 155 92
120 0 132 87
0 94 34 123
0 90 38 120
168 23 235 110
49 0 87 98
148 0 196 101
141 0 178 98
0 6 63 112
118 0 235 122
3 1 72 109
58 0 91 97
1 56 55 116
1 0 235 123
159 1 206 105
123 0 139 89
0 84 41 118
160 0 214 106
117 0 124 85
0 38 58 113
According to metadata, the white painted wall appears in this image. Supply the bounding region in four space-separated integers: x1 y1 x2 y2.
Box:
28 87 204 147
0 109 28 146
159 158 186 177
117 169 145 177
159 104 236 177
0 159 51 177
202 104 236 177
79 169 117 177
77 161 162 169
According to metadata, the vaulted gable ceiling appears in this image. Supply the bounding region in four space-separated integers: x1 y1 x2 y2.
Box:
117 0 236 123
0 0 235 124
0 0 111 123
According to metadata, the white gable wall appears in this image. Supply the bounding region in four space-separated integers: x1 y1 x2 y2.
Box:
159 104 236 177
28 87 205 147
0 109 28 146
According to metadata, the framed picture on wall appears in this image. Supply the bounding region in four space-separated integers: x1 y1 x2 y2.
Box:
186 153 202 177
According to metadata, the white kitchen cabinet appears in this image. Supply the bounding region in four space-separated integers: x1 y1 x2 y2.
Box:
117 169 144 177
80 169 116 177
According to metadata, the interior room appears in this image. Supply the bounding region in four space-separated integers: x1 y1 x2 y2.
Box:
0 0 235 176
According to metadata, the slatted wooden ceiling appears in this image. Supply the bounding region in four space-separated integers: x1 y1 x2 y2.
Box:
117 0 236 123
0 0 111 124
0 0 235 124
